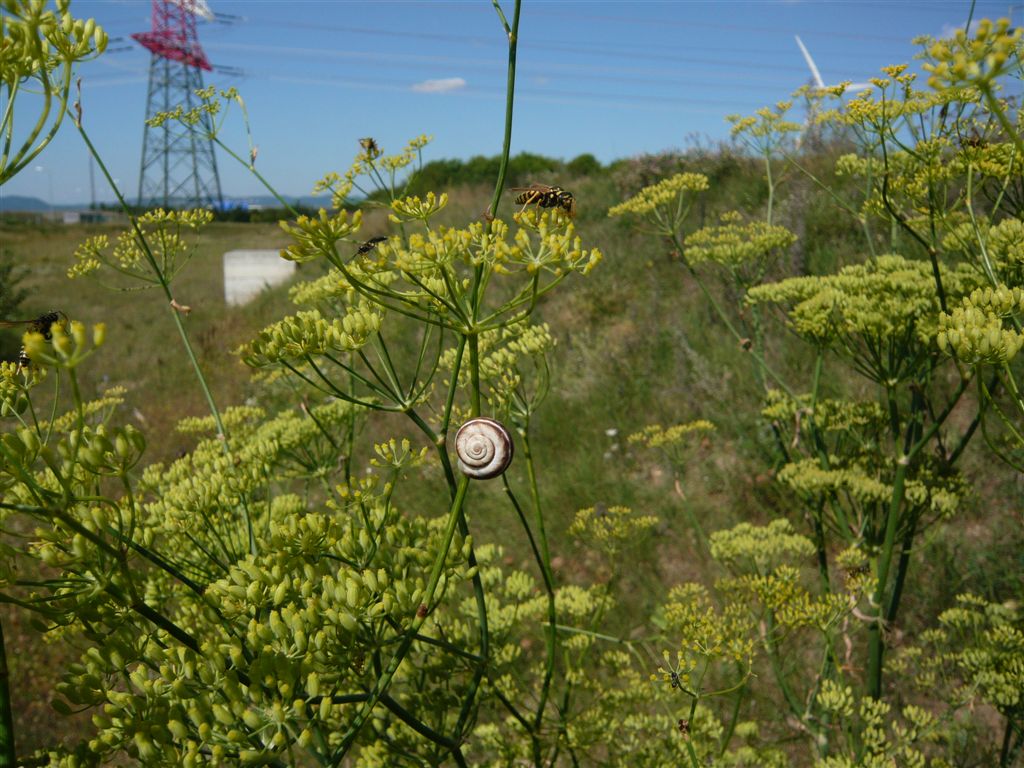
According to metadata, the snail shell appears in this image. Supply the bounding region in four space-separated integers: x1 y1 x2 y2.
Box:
455 418 514 480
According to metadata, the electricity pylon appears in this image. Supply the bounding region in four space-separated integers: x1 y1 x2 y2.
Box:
133 0 223 209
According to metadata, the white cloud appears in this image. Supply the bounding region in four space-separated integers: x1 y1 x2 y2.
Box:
411 77 467 94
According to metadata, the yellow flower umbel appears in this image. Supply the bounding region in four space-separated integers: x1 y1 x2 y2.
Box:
923 18 1022 91
68 209 214 286
569 505 659 558
608 172 710 218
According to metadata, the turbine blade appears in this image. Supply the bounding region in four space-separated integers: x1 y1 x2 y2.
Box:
795 35 825 89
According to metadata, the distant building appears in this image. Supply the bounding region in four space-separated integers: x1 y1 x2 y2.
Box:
61 211 113 225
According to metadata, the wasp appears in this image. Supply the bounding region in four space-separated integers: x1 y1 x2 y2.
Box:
0 310 69 369
511 184 576 217
356 236 387 255
359 137 380 157
959 131 987 149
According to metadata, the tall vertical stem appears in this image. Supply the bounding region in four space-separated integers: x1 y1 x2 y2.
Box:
0 620 14 767
488 0 523 217
866 456 908 698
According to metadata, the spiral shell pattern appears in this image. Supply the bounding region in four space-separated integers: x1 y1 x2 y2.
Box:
455 418 514 480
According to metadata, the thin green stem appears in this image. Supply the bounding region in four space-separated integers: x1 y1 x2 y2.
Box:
683 696 701 768
763 613 805 719
0 620 15 768
520 431 558 734
212 136 299 216
718 675 745 757
76 123 237 467
487 0 522 218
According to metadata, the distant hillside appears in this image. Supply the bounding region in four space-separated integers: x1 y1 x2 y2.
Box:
0 195 56 212
0 194 331 213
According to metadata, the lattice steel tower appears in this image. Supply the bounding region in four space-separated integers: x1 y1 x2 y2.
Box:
133 0 223 209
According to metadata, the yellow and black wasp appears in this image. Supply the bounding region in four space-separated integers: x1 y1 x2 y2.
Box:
0 310 69 369
510 184 576 217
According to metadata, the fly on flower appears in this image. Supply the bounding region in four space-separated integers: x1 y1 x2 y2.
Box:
359 137 380 158
356 236 387 255
511 184 576 217
0 310 69 369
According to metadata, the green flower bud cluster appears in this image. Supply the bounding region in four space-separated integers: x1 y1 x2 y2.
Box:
725 101 802 143
779 458 964 519
440 321 555 412
607 172 709 217
709 520 815 575
748 255 983 378
389 192 448 223
956 137 1019 180
275 199 600 344
726 565 861 632
815 685 942 768
241 305 383 367
46 457 487 765
370 438 428 470
69 210 213 284
923 18 1022 91
628 420 715 475
279 209 363 263
506 210 603 276
176 405 266 437
660 583 757 672
936 285 1024 364
288 263 391 308
900 594 1024 718
983 218 1024 269
833 152 875 179
0 360 46 418
629 420 715 450
762 390 885 435
1 0 107 184
312 135 432 210
63 423 145 477
146 87 241 133
683 212 796 274
1 0 106 77
568 505 659 555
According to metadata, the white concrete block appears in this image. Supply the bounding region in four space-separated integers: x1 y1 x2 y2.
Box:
223 250 295 306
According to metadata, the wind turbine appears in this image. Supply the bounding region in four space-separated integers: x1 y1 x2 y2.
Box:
795 36 873 94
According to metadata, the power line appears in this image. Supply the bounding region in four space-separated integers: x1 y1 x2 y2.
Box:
236 16 904 69
204 39 865 83
527 7 934 43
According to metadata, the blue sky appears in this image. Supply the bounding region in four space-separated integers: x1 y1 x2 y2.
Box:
3 0 1017 205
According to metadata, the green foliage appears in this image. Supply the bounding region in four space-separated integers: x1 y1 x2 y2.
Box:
566 153 603 177
0 250 29 359
406 151 596 197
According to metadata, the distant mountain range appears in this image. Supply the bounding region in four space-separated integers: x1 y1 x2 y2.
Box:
0 194 330 213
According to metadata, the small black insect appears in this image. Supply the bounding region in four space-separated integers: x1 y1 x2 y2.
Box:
510 184 576 217
356 236 387 255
